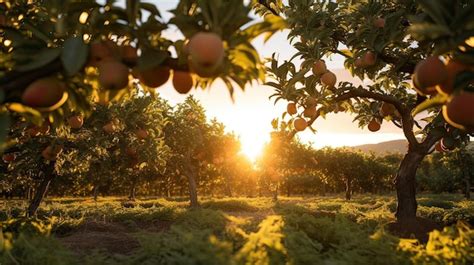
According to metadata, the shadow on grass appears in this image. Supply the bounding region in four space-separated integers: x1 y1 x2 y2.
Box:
271 203 411 265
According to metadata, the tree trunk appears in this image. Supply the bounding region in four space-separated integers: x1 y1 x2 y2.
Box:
166 182 171 198
224 176 232 197
287 179 291 197
183 158 200 208
27 174 54 217
395 149 425 222
187 174 199 208
26 187 32 200
93 185 99 201
345 177 352 200
272 183 278 202
129 184 136 201
128 176 138 200
460 152 471 200
465 167 471 199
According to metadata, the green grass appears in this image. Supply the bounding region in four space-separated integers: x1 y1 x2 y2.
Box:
0 194 472 264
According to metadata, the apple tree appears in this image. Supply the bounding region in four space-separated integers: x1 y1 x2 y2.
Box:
61 90 170 201
162 96 211 207
258 0 474 222
1 116 69 216
0 0 280 147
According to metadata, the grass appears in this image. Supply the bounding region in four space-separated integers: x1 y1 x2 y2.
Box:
0 194 473 264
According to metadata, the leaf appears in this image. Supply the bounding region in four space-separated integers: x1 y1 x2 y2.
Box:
412 94 448 116
140 2 161 17
340 49 353 58
416 0 450 26
242 16 286 41
137 49 169 71
61 37 88 76
66 2 101 13
271 118 279 129
408 23 452 40
16 48 61 72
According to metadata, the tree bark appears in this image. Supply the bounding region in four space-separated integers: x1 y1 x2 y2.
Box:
224 175 232 197
26 187 33 200
27 173 54 217
460 152 471 200
286 178 291 197
466 176 471 200
129 183 136 201
272 183 278 202
187 174 199 208
166 182 171 197
345 177 352 200
184 158 199 208
465 160 471 199
93 185 99 201
395 149 425 222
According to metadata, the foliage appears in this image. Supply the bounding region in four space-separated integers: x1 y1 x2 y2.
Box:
0 0 282 148
0 195 472 264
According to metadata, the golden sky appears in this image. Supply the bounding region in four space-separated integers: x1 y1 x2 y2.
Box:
153 1 406 160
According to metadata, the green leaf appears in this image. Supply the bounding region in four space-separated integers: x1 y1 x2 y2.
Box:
140 2 161 17
61 37 88 76
412 94 448 116
16 48 61 72
271 118 279 129
66 2 101 13
417 0 450 26
242 16 286 40
408 23 452 41
137 49 169 71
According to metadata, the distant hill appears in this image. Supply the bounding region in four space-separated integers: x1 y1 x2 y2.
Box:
351 139 474 155
350 139 408 155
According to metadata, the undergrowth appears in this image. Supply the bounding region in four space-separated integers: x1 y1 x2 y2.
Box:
0 194 472 264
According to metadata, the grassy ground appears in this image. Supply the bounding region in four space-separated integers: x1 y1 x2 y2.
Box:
0 194 473 264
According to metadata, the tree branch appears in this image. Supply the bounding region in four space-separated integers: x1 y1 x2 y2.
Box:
287 87 419 147
392 120 403 129
378 53 415 74
333 88 419 147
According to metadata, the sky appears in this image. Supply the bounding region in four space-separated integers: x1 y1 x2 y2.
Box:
147 1 406 160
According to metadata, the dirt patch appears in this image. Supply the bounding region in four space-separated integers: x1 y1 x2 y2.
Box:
57 220 173 255
58 221 140 255
387 217 444 243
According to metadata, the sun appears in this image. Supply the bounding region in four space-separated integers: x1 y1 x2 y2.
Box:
240 134 266 163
